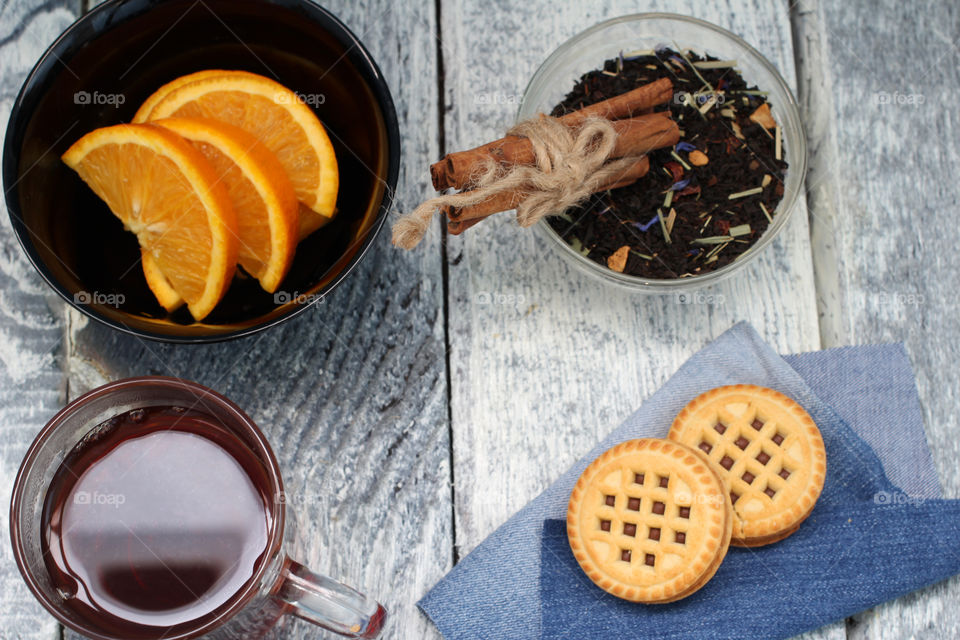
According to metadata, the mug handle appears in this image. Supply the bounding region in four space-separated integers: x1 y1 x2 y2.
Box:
277 557 386 638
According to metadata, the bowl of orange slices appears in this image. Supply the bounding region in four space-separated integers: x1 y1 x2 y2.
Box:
3 0 399 342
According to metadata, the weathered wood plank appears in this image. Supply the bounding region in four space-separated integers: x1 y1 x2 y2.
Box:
793 0 960 638
0 1 81 638
61 2 449 640
440 0 835 638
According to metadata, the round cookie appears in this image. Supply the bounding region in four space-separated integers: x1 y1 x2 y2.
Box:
567 438 732 603
668 384 826 547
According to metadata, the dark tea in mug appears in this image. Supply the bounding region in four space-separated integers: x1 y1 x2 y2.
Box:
14 376 385 639
41 405 274 637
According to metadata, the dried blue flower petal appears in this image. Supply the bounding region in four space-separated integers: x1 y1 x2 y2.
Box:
634 214 661 232
671 178 692 191
675 141 697 152
669 55 686 68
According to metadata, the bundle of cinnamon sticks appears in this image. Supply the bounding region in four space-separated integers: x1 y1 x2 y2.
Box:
431 77 680 235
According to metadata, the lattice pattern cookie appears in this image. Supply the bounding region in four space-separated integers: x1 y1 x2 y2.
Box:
668 384 826 546
567 439 732 603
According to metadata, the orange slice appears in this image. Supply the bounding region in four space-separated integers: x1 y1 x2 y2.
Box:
132 70 227 123
150 117 298 296
133 70 339 232
61 123 238 321
141 249 183 312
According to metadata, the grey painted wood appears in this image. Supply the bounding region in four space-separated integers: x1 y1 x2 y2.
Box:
440 1 836 639
55 2 451 640
0 1 81 638
793 0 960 638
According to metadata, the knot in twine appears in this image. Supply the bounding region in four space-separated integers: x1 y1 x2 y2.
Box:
391 115 643 249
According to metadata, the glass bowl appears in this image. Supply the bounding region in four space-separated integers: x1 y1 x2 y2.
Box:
518 13 806 292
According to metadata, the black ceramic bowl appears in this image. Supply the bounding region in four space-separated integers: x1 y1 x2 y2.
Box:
3 0 399 342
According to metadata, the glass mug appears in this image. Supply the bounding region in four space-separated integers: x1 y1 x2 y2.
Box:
10 376 385 640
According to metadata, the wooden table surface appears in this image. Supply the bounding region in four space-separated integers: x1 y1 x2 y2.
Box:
1 0 957 638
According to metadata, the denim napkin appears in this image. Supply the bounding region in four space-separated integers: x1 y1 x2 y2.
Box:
541 499 960 639
540 338 952 637
418 322 942 640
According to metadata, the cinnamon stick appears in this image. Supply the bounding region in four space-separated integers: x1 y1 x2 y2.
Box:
446 156 651 237
436 113 678 192
447 216 483 235
557 77 673 126
431 78 674 191
445 156 650 222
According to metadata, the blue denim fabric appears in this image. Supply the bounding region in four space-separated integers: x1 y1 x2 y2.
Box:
418 323 940 640
539 340 949 638
540 499 960 639
783 345 939 499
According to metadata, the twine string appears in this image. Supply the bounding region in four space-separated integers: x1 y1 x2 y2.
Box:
391 115 642 249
